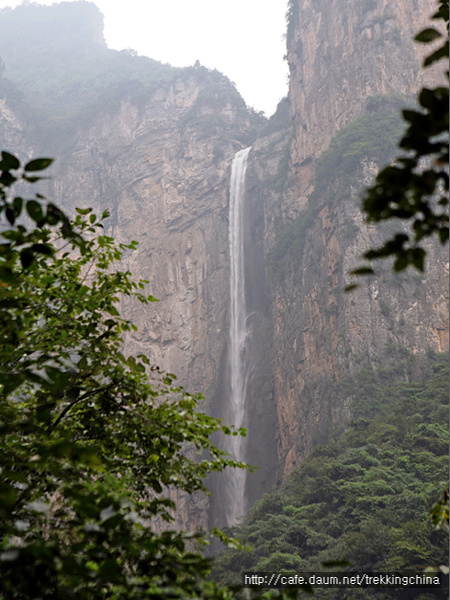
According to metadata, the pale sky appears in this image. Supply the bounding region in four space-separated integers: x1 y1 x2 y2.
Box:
0 0 289 115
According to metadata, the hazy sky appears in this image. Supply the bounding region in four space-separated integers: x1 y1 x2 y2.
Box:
0 0 289 115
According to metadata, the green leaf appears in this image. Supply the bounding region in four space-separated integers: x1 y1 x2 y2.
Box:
46 203 66 226
24 158 54 172
0 170 17 187
20 249 34 269
22 175 44 183
0 151 20 171
153 481 163 494
350 266 374 276
30 243 53 256
438 228 449 243
13 197 23 215
344 283 359 292
26 200 44 224
414 28 442 43
424 41 449 66
411 248 425 271
393 254 409 272
5 207 15 225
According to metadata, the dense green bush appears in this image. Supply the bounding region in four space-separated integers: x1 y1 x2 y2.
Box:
211 352 449 598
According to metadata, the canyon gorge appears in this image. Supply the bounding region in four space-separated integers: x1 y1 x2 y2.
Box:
0 0 447 533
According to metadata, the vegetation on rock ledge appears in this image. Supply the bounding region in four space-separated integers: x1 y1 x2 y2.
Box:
267 96 406 283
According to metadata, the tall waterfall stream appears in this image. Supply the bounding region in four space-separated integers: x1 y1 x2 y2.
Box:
224 147 252 526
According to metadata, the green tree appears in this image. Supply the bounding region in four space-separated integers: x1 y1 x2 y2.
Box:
349 0 449 282
211 353 449 597
0 152 245 599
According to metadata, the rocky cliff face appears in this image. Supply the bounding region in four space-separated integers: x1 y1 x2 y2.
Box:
0 0 267 526
48 73 250 397
286 0 442 193
250 0 449 477
265 178 448 477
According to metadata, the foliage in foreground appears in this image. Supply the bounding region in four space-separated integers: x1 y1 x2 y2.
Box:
212 352 449 599
0 152 245 599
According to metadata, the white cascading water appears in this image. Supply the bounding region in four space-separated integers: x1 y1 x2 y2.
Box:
224 147 252 526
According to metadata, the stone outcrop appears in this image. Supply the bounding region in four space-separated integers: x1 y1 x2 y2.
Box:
48 72 252 400
265 178 448 477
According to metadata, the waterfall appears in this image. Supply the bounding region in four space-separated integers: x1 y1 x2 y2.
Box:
224 146 252 527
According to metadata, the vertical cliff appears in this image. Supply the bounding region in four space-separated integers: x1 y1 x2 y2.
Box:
286 0 441 193
250 0 449 477
47 75 265 527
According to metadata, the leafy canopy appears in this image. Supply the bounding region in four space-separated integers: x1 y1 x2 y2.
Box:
0 152 245 599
